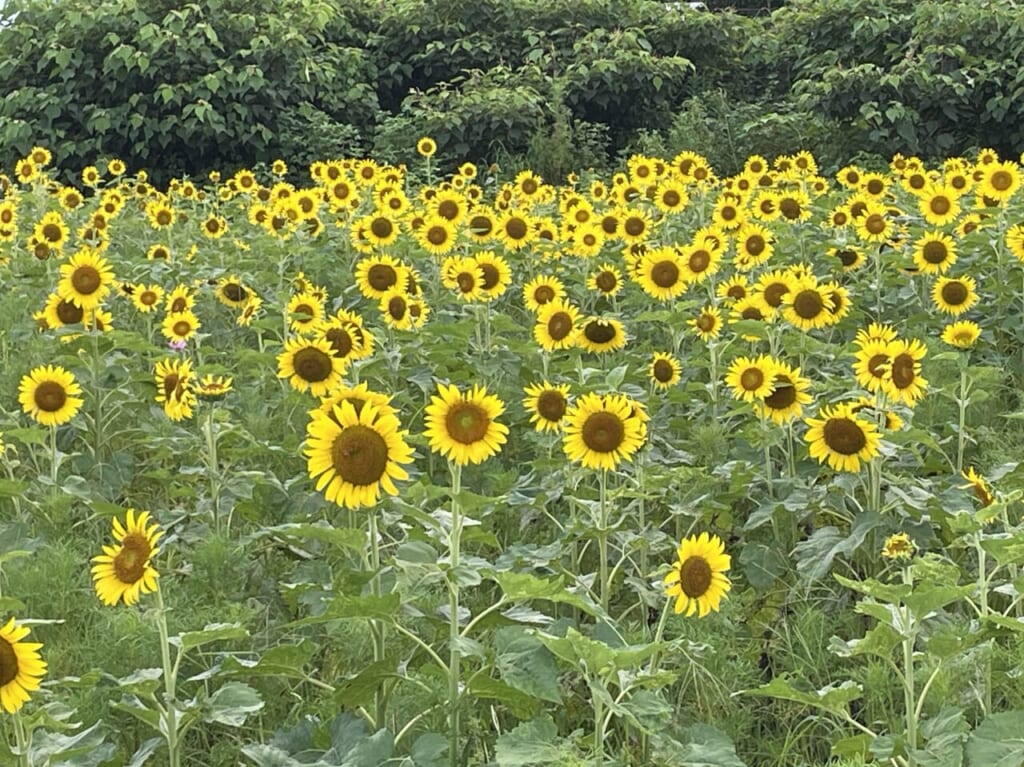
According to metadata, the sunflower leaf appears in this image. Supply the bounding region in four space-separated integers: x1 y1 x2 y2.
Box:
965 710 1024 767
173 622 249 652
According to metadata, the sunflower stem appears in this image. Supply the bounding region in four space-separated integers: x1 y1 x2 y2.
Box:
12 712 29 767
901 564 917 766
593 685 606 767
368 511 387 731
976 533 993 715
598 468 610 613
49 425 59 487
154 582 182 767
203 403 221 535
956 356 970 474
448 461 463 767
758 410 774 499
91 330 104 478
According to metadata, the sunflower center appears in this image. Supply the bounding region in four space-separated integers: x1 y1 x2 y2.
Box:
156 210 172 226
331 424 389 486
930 196 951 215
740 368 764 391
688 250 711 273
445 402 490 445
593 272 616 293
427 225 449 246
941 281 968 305
864 214 886 234
456 272 477 294
534 285 556 304
764 375 796 409
719 206 737 222
624 217 646 237
113 533 152 584
727 284 747 300
696 314 716 332
72 265 102 295
823 417 867 455
223 283 248 302
679 556 713 598
991 170 1013 191
388 296 407 320
173 320 192 337
745 236 765 257
584 321 616 344
437 200 459 221
469 215 492 236
779 198 800 219
922 241 948 264
653 359 675 383
536 390 567 421
793 289 824 319
651 260 680 288
662 190 681 207
521 178 539 195
56 299 84 324
741 305 764 321
42 223 63 243
866 179 884 195
34 380 68 412
503 218 527 241
836 249 858 267
162 373 180 399
548 312 573 341
371 218 394 238
0 636 18 686
890 353 915 389
581 411 625 453
762 283 789 308
479 263 499 290
293 347 333 383
367 264 397 292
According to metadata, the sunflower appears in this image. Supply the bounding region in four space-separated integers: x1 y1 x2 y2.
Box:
932 275 978 315
717 275 750 304
851 339 891 394
423 383 509 466
587 263 623 297
521 275 564 312
978 161 1020 203
523 381 572 433
754 270 795 311
154 358 195 420
688 305 723 341
566 222 605 258
881 338 928 406
804 402 882 472
18 365 84 426
712 195 746 231
918 183 961 226
496 211 536 251
578 317 627 354
1006 224 1024 262
197 374 233 400
734 223 774 271
725 355 779 402
534 300 581 351
57 249 115 310
619 209 654 245
130 283 164 314
941 320 980 349
911 231 957 275
305 401 414 509
881 533 915 561
278 336 346 396
378 289 416 331
653 180 689 214
758 362 813 424
466 207 498 243
664 532 731 617
637 247 686 301
855 202 895 243
214 276 252 308
778 277 833 331
649 352 682 390
91 509 163 606
730 296 774 339
318 383 394 424
161 309 201 343
679 241 722 283
473 251 512 301
42 291 86 330
416 214 457 256
416 137 437 157
562 392 646 470
961 467 994 507
829 246 865 271
0 617 47 713
33 211 69 252
287 291 325 334
850 397 903 431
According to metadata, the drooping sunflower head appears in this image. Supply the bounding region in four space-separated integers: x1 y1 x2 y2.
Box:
423 383 509 466
562 392 646 471
881 532 915 561
197 374 233 401
960 466 994 507
523 381 572 433
804 402 882 473
91 509 163 606
18 365 84 427
664 532 731 617
0 616 47 713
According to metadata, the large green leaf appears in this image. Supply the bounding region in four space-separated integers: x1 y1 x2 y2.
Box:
204 682 264 727
742 675 861 715
495 716 571 766
493 627 562 703
491 571 602 617
652 724 747 767
966 710 1024 767
174 622 249 652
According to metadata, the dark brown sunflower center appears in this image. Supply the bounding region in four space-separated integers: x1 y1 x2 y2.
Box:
445 402 490 444
536 390 567 422
388 296 407 320
548 312 573 341
584 321 616 344
113 533 151 584
696 314 716 332
521 178 539 195
162 373 180 400
479 263 499 290
222 283 248 302
942 282 968 305
991 170 1013 191
42 223 63 243
727 285 746 300
293 347 333 382
456 272 477 293
205 219 221 233
57 299 84 324
331 425 389 486
689 250 711 273
435 200 459 221
371 217 394 238
534 285 556 304
745 236 765 257
173 320 192 337
741 306 764 321
679 555 713 598
890 353 916 389
595 272 617 293
823 417 867 455
740 368 764 391
72 265 102 295
662 190 681 207
367 264 397 292
504 218 528 241
762 283 789 308
866 179 884 195
601 216 619 235
836 249 858 267
156 210 172 225
793 289 824 319
653 359 675 383
922 241 949 264
764 375 796 409
624 217 646 236
864 214 886 235
581 411 625 453
719 206 737 222
469 215 492 236
427 225 449 246
325 328 354 357
651 261 680 288
0 635 17 686
867 353 889 378
35 380 67 412
930 196 951 215
779 198 801 219
832 211 849 226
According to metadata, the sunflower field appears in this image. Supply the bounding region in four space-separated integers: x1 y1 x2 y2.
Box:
3 143 1024 767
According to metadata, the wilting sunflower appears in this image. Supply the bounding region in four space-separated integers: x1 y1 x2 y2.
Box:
578 317 627 354
91 509 163 606
523 381 572 433
941 320 980 349
131 283 164 314
523 274 565 312
306 401 414 509
961 467 994 507
688 305 723 342
587 263 624 297
932 275 978 315
58 249 115 310
881 338 928 406
19 365 83 426
725 355 779 403
804 402 882 472
758 362 813 424
534 300 581 351
161 309 201 343
278 336 346 397
781 277 835 331
423 383 509 466
664 532 731 617
912 231 957 275
881 532 915 561
0 617 47 713
649 352 682 390
562 392 646 470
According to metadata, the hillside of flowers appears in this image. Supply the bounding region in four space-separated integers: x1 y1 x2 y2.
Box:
2 143 1024 766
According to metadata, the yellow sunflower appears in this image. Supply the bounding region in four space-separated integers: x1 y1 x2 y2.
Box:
416 214 457 256
912 231 957 275
978 160 1020 203
881 533 915 561
578 317 627 354
196 374 233 400
154 358 195 421
637 247 687 301
562 392 646 470
781 278 834 331
161 309 201 343
91 509 163 606
130 283 164 314
664 532 731 617
918 183 961 226
725 355 779 402
880 338 928 407
688 305 723 342
277 336 346 397
473 251 512 301
423 383 509 466
287 291 325 334
754 270 795 311
587 263 624 297
523 381 572 433
961 467 994 507
932 275 978 315
0 617 47 713
717 274 750 304
215 276 253 308
33 211 69 252
534 300 581 351
416 136 437 157
18 365 83 426
58 249 115 310
42 292 85 330
804 402 882 473
523 274 565 312
852 340 891 394
941 320 980 349
758 362 813 424
356 254 407 300
305 401 414 509
649 352 682 390
733 223 774 271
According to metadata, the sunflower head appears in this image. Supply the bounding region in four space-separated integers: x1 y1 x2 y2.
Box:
91 509 164 606
424 383 509 466
0 616 47 713
664 532 731 617
881 532 915 561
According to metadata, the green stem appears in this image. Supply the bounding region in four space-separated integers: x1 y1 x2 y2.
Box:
448 462 463 767
977 535 993 715
902 565 917 766
203 404 220 534
759 409 773 499
593 681 605 767
91 331 104 478
49 425 59 487
155 583 181 767
956 360 969 474
369 512 387 730
598 468 610 612
13 712 29 767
